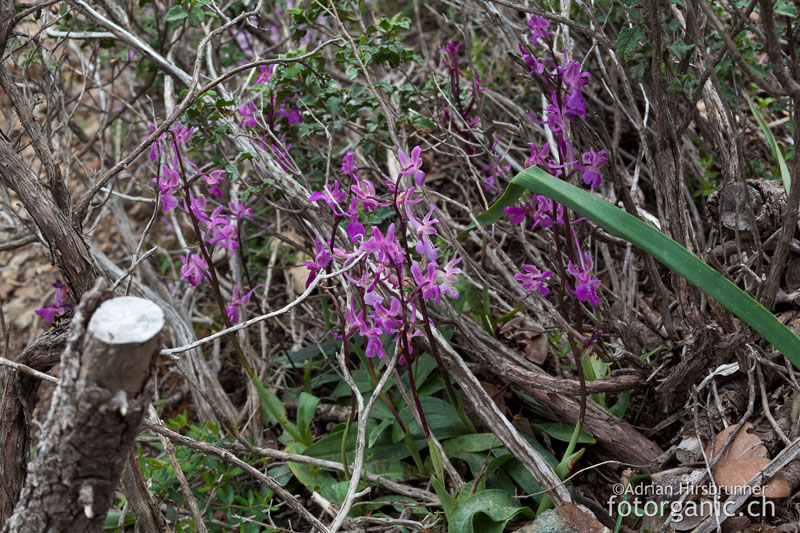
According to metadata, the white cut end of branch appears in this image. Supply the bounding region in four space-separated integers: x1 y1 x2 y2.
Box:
87 297 164 344
114 389 129 416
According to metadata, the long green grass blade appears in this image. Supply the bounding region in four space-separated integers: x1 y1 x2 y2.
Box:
477 166 800 369
745 94 800 231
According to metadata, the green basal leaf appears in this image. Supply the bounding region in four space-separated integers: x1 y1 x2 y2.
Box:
532 423 596 445
477 166 800 370
448 489 535 533
254 378 303 443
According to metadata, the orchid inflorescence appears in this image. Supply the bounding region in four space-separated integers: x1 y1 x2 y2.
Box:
306 147 462 364
505 14 608 307
147 119 260 325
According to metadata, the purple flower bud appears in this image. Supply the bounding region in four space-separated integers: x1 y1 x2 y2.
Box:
303 238 332 288
340 151 358 178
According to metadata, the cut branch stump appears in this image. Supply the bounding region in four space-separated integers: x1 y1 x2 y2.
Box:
5 293 164 533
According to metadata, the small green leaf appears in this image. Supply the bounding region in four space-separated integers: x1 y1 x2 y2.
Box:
431 477 458 521
443 433 503 456
609 390 631 419
297 392 320 446
668 39 695 59
254 378 303 442
165 5 189 22
776 0 797 17
104 511 134 530
617 26 644 60
428 437 445 482
368 418 393 447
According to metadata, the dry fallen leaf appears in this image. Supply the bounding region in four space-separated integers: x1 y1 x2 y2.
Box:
557 503 607 533
704 422 766 462
498 316 548 365
704 423 791 498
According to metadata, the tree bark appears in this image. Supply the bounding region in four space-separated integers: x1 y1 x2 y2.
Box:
0 327 67 525
4 286 164 533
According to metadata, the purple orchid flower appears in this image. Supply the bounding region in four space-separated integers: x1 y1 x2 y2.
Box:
226 283 264 324
578 147 608 189
180 253 209 286
514 264 552 296
397 146 426 186
35 280 71 323
527 15 554 47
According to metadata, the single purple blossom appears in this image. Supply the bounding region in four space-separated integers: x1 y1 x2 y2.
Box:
206 207 239 252
438 257 462 299
171 121 194 144
154 165 181 213
561 60 591 91
527 15 553 47
365 334 385 359
239 101 257 129
514 264 552 296
278 101 303 125
180 253 209 286
346 215 365 242
229 199 254 221
362 223 403 265
525 142 551 168
397 146 426 186
308 180 347 215
406 202 440 261
186 194 210 224
412 262 442 304
255 64 274 85
351 177 385 213
202 169 226 198
567 251 601 305
226 283 263 324
303 238 332 287
35 280 71 323
578 148 608 189
563 89 586 121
